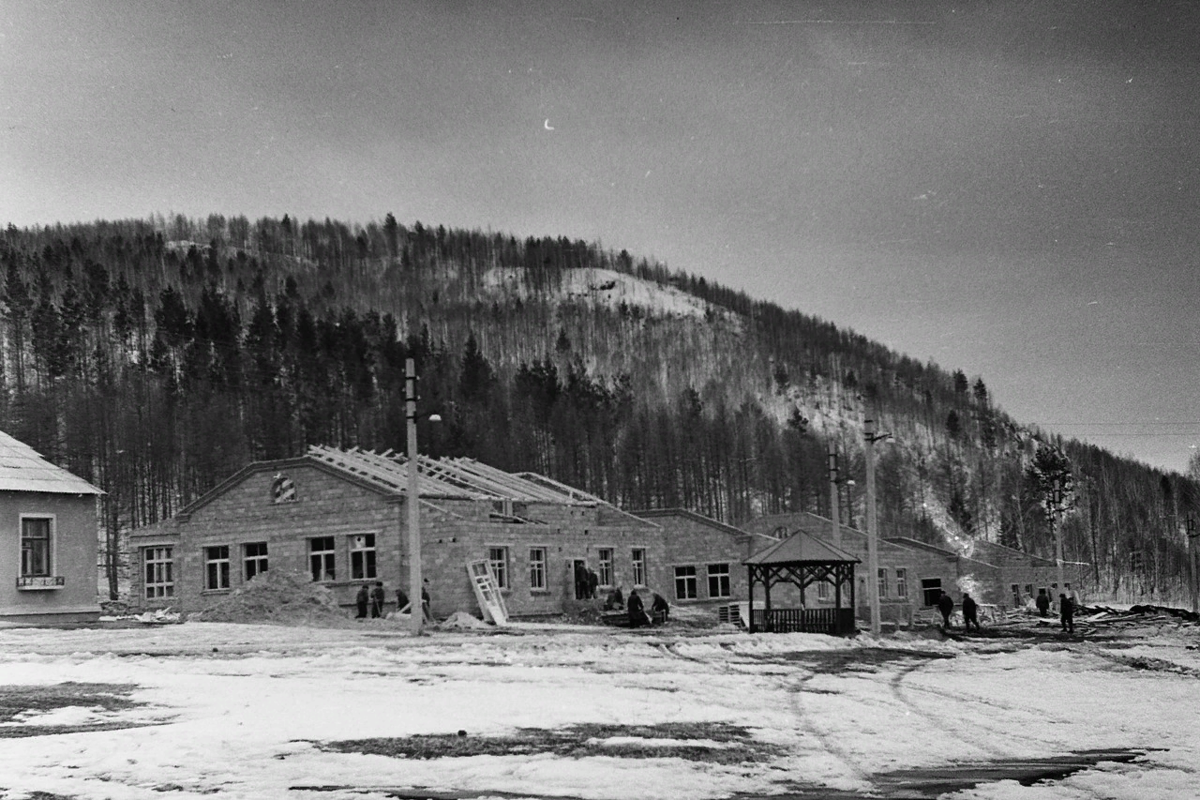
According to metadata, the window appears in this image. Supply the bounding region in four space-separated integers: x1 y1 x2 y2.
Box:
921 578 942 607
597 548 614 588
20 517 52 577
271 473 296 503
877 568 888 599
310 537 335 582
631 548 646 587
144 547 174 598
895 569 908 599
204 546 231 591
529 547 547 590
1011 583 1022 606
488 546 509 589
674 565 697 600
244 542 268 581
350 534 377 580
707 563 731 598
817 579 831 600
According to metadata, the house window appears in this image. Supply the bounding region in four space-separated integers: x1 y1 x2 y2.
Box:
350 534 377 580
674 565 697 600
310 536 335 582
631 548 646 587
271 473 296 503
144 547 174 598
204 546 231 591
529 547 547 590
243 542 268 581
878 568 888 599
707 563 731 598
20 517 52 577
896 569 908 599
488 546 509 589
921 578 942 607
817 579 831 600
597 548 614 588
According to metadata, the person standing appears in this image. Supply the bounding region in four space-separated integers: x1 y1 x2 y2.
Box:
370 581 385 618
395 587 410 615
937 590 955 630
355 583 370 619
1059 593 1075 633
961 592 981 631
1036 589 1050 617
627 589 648 628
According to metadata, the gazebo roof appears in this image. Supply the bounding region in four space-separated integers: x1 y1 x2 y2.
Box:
744 529 860 566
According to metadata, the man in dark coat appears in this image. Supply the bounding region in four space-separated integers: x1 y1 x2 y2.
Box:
627 589 649 628
396 588 410 614
1059 593 1075 633
1036 589 1050 617
651 592 670 623
355 584 370 619
587 568 599 599
961 592 980 631
937 590 954 630
370 581 385 618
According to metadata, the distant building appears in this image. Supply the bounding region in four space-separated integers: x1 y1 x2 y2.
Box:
0 431 103 623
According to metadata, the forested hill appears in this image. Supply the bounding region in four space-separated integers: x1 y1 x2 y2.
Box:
1 215 1194 603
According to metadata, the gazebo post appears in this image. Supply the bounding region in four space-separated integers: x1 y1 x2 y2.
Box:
747 566 756 633
764 568 774 632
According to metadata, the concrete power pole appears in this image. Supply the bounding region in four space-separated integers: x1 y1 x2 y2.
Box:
828 441 841 549
864 418 889 636
1189 516 1199 616
406 358 424 635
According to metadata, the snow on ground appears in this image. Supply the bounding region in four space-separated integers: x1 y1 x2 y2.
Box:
481 266 738 325
0 621 1196 799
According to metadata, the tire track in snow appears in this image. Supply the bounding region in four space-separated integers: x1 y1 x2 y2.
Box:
660 641 874 785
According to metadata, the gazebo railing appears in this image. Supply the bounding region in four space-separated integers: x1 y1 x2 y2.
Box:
752 607 856 635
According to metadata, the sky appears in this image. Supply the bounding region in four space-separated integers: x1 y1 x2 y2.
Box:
3 1 1200 473
0 619 1198 798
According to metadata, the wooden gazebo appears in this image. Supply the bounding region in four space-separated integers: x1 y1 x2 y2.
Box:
744 530 860 635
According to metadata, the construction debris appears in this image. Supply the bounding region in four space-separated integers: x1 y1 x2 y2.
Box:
194 570 352 627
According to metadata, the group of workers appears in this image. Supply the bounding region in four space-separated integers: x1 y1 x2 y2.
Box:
937 588 1078 634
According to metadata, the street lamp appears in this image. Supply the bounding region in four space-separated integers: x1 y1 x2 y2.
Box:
405 357 441 635
864 418 892 636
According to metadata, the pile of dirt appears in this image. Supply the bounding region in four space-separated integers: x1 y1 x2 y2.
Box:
194 570 352 627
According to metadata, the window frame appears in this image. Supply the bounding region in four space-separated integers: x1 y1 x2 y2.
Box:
674 565 698 600
309 536 336 582
816 578 831 600
144 546 175 599
877 567 888 599
349 533 378 581
528 546 547 591
19 514 54 578
597 547 614 588
707 563 731 598
895 568 908 599
204 545 232 592
488 546 509 590
920 578 943 607
243 542 268 581
631 548 647 588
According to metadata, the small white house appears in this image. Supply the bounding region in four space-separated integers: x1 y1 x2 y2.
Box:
0 430 103 623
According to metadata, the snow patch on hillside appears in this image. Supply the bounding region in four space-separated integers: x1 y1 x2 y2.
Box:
482 267 739 326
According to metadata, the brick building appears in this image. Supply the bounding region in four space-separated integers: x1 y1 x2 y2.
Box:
0 430 103 623
128 447 665 619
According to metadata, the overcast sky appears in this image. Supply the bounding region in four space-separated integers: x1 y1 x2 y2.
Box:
4 1 1200 473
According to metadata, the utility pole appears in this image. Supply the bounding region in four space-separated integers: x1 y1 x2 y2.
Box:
1189 516 1199 616
864 418 890 636
1053 484 1065 602
828 441 841 549
406 358 424 635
